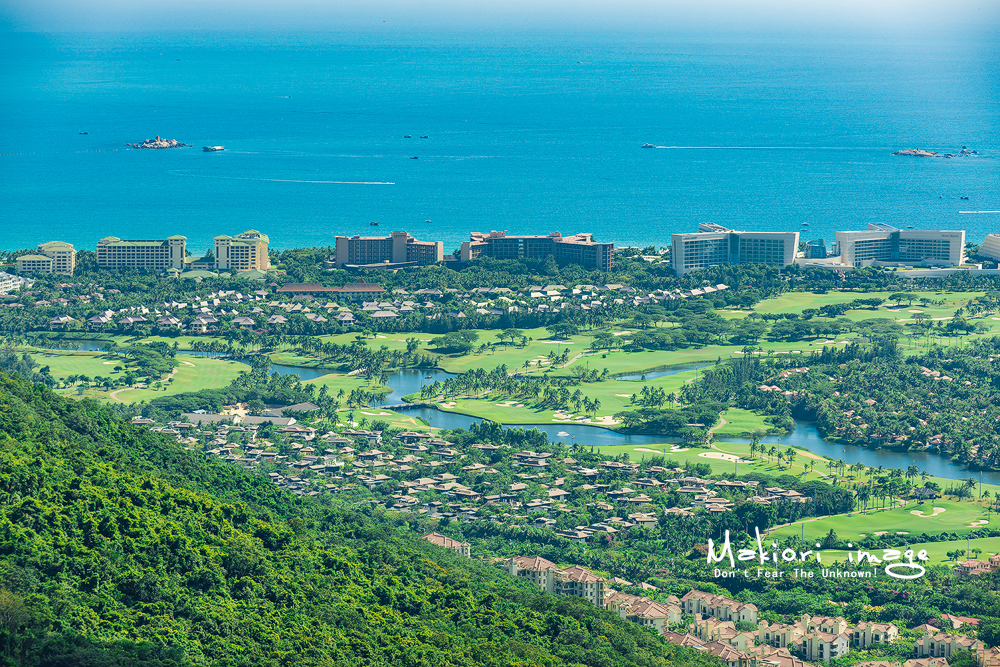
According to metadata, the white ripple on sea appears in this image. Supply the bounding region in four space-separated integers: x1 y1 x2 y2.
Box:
167 170 394 184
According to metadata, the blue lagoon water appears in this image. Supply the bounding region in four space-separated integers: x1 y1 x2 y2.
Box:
2 31 998 253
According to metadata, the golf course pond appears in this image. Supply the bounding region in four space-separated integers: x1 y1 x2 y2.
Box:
249 358 1000 484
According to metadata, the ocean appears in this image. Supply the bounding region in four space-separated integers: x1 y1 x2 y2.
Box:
1 30 997 256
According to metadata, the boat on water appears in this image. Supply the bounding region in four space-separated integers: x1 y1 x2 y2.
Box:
404 135 412 138
420 135 428 138
556 431 571 437
370 222 379 226
79 132 88 135
801 222 809 226
641 143 656 148
961 196 970 200
410 156 419 159
907 225 914 229
203 146 225 152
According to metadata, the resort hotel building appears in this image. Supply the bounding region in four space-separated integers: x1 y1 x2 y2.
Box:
333 231 443 269
96 230 270 273
670 223 798 276
835 224 965 268
460 231 615 271
976 234 1000 263
97 235 188 271
16 241 77 276
213 230 270 271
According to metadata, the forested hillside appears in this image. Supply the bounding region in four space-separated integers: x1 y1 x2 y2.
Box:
0 372 721 667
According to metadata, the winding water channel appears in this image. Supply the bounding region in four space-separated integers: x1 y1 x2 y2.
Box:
57 344 998 484
262 359 1000 484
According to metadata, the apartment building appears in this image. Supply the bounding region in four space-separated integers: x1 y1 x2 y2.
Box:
853 621 899 648
97 235 187 270
801 631 849 663
0 272 33 295
214 230 270 271
836 224 965 268
553 565 606 606
670 223 798 276
606 591 682 632
507 556 560 593
912 626 981 659
506 558 607 606
421 532 471 557
680 589 758 623
17 241 76 276
333 231 443 269
460 231 614 271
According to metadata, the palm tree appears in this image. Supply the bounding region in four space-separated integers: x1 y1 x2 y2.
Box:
748 429 766 459
785 447 797 470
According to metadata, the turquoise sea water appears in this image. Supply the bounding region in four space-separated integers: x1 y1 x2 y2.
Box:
1 31 997 254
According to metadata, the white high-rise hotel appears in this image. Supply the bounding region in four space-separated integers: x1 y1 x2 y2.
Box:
836 223 964 267
671 224 798 276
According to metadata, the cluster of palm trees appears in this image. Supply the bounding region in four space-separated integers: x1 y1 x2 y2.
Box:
630 385 677 408
747 437 798 469
418 365 603 415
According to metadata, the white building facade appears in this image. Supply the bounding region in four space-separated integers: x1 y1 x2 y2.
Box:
836 224 965 268
670 224 798 276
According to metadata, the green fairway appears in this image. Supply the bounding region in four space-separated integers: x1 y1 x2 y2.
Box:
110 355 246 403
713 408 774 435
413 369 706 427
748 290 989 321
768 499 990 542
302 371 391 397
590 440 830 481
31 350 124 380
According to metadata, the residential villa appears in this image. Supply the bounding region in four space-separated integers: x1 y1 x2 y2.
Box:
421 532 471 557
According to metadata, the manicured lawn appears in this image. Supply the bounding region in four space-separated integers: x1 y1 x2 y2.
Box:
767 499 990 542
878 535 1000 566
337 408 432 430
110 355 246 403
590 441 830 481
302 372 391 397
714 408 773 435
748 290 988 320
31 350 124 380
414 371 704 426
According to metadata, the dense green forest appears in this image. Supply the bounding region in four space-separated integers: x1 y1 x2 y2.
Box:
0 371 727 667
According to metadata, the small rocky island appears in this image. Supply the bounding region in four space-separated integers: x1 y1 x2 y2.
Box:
893 149 938 157
893 147 979 158
128 136 189 149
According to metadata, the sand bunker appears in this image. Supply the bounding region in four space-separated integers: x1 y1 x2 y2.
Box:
635 446 689 454
103 361 117 365
969 520 990 527
440 402 456 408
874 531 888 536
360 411 391 416
911 507 947 518
496 401 518 407
909 309 924 313
897 531 909 535
615 393 632 397
699 452 741 462
612 331 633 336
